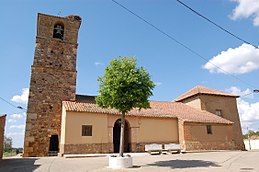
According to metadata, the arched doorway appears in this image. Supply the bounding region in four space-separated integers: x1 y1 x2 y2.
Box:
113 119 131 153
49 134 59 156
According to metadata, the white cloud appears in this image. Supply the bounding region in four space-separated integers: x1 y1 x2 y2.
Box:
6 132 24 136
8 119 16 123
94 62 104 66
226 86 253 98
6 132 25 148
203 43 259 74
226 87 259 131
230 0 259 26
10 113 23 119
237 99 259 121
155 82 162 86
10 125 25 129
11 88 29 104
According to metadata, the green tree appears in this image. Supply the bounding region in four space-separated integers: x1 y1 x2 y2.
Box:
96 56 155 157
4 136 12 151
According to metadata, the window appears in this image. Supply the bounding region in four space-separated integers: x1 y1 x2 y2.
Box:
53 24 64 40
82 125 92 136
207 125 212 134
215 110 222 116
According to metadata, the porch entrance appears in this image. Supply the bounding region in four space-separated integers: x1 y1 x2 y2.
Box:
113 119 131 153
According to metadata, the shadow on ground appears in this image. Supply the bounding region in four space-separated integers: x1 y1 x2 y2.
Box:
148 159 221 169
0 158 40 172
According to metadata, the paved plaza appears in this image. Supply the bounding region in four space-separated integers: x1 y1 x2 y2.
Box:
0 150 258 172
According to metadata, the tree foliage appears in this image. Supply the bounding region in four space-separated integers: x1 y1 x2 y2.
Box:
243 130 259 139
96 56 155 113
96 56 155 157
4 136 12 151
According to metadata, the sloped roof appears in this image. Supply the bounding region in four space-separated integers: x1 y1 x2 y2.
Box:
174 85 238 102
63 100 233 124
0 114 7 118
76 94 96 103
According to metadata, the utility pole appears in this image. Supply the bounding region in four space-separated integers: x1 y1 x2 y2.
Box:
244 90 258 151
247 127 251 150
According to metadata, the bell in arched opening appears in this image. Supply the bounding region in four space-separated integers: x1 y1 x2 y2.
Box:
53 24 64 40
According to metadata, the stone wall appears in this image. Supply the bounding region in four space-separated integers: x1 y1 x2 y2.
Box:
61 141 181 155
24 13 81 157
62 143 113 155
0 115 6 159
184 140 235 151
200 95 245 150
180 93 245 151
182 122 235 151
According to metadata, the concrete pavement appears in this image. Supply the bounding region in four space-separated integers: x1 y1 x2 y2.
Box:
0 150 258 172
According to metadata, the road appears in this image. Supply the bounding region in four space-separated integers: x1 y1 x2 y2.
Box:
0 150 258 172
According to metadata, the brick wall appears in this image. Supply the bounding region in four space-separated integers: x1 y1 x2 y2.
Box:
0 114 6 159
183 122 235 151
61 141 181 155
62 143 113 155
184 140 235 150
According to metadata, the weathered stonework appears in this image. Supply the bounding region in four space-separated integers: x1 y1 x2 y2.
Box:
182 122 235 151
184 141 235 151
23 13 81 157
61 142 178 155
0 114 6 159
62 143 113 155
200 95 245 150
179 92 245 151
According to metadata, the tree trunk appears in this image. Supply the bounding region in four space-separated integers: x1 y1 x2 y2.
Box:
119 111 126 157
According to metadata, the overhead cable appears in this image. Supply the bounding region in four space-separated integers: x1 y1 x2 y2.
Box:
176 0 258 49
0 96 26 110
111 0 256 89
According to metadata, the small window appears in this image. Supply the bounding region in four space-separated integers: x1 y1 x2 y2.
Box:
53 24 64 40
215 110 222 116
82 125 92 136
207 125 212 134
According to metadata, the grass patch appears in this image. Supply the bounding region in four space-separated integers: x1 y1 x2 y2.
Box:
3 150 16 157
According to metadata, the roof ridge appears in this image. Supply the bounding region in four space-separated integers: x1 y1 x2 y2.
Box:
62 100 233 124
174 85 238 102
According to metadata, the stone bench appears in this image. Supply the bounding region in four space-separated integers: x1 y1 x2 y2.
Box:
164 143 181 153
144 144 163 154
145 143 181 154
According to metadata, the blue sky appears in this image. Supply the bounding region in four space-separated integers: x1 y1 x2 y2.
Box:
1 0 259 148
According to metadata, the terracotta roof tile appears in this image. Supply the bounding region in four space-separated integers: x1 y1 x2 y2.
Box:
174 85 238 102
63 101 233 124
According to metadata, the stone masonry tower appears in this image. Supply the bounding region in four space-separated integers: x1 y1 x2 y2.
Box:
24 13 81 157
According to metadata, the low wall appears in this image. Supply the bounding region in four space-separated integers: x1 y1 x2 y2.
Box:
0 115 6 159
61 141 179 155
184 141 235 151
61 143 113 155
244 139 259 150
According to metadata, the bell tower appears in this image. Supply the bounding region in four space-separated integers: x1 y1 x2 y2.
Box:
24 13 81 157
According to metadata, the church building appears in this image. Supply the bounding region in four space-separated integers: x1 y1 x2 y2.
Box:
23 13 245 157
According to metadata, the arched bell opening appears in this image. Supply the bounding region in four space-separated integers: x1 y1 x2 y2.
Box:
53 23 64 40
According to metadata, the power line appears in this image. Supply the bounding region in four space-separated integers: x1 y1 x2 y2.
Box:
176 0 259 50
111 0 256 89
240 89 259 98
0 96 26 111
241 92 254 98
242 120 259 122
